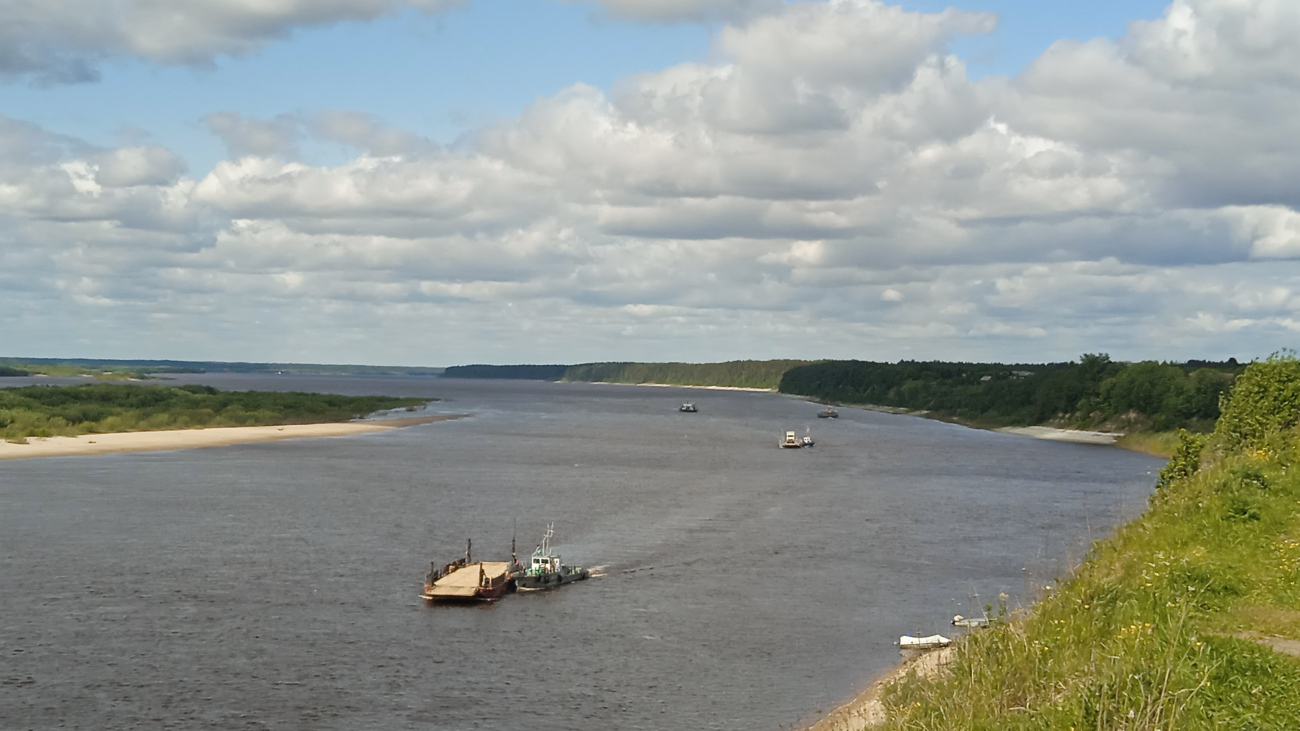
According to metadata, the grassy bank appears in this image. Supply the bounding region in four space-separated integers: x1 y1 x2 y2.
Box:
876 356 1300 729
1114 430 1184 458
0 384 429 442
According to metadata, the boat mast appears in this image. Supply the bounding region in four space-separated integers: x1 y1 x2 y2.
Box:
466 537 472 564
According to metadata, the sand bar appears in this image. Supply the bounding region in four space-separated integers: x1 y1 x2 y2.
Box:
994 425 1118 445
0 414 468 461
599 381 775 393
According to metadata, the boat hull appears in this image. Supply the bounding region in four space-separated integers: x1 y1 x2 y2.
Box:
514 567 589 591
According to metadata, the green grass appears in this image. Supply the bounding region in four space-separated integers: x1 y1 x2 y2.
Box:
1115 430 1185 458
0 384 430 441
879 356 1300 730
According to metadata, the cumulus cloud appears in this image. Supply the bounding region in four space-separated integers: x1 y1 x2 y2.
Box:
559 0 780 23
5 0 1300 364
203 112 301 159
311 111 439 158
0 0 464 83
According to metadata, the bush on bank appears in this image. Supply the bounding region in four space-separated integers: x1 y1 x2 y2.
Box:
878 355 1300 730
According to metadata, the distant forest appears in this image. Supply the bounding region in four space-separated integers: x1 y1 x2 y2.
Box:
563 361 805 390
448 356 1245 433
443 360 807 390
0 384 428 442
779 356 1242 431
442 364 570 380
0 357 444 378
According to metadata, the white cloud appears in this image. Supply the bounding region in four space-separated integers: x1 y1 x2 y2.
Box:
0 0 464 83
558 0 779 23
93 147 187 187
4 0 1300 364
203 113 301 159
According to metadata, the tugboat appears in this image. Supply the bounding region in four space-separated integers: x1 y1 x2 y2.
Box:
680 402 698 413
818 407 839 418
422 539 519 603
512 524 589 590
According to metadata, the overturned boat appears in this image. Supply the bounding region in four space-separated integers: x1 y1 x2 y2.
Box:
513 524 589 591
423 539 518 603
899 634 952 650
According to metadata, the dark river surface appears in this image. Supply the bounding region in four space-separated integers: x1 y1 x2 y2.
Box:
0 375 1162 730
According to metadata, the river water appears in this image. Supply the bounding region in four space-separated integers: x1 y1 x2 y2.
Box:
0 375 1162 730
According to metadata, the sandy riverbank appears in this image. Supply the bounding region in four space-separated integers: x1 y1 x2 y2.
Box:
801 648 953 730
993 425 1118 445
0 414 468 461
594 381 776 393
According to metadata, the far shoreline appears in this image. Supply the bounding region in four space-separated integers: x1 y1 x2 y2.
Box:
576 381 775 393
0 414 468 462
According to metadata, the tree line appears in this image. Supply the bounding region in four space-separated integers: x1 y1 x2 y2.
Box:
444 360 807 390
778 355 1241 431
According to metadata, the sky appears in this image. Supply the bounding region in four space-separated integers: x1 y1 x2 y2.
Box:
1 0 1297 367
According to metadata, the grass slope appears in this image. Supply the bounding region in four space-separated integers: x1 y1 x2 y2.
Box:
879 356 1300 730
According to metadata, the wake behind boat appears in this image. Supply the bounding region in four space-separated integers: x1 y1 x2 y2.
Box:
513 524 589 590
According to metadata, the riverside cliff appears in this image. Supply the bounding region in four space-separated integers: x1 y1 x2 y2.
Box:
870 355 1300 729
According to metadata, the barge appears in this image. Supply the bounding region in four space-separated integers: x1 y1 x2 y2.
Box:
423 539 519 602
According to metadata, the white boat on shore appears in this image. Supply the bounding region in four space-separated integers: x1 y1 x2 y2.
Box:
899 634 952 650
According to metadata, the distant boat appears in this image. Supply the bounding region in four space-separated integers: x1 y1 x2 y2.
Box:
680 403 698 413
801 434 815 448
512 524 589 591
780 430 803 448
899 634 952 650
951 614 991 628
817 407 838 418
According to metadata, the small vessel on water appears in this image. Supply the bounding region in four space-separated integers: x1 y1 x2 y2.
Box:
780 430 803 448
818 407 839 418
801 434 815 447
680 402 698 413
423 539 518 603
951 614 991 628
513 524 589 590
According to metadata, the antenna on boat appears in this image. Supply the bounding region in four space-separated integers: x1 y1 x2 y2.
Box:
511 519 518 566
466 537 472 564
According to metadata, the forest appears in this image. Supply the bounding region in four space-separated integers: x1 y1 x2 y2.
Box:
561 360 806 390
0 384 428 442
443 360 806 390
442 364 570 380
778 355 1242 431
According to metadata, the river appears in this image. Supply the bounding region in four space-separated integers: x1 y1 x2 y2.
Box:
0 375 1162 730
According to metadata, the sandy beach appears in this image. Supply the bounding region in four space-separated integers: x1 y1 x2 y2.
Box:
0 414 467 461
994 425 1118 445
596 381 776 393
